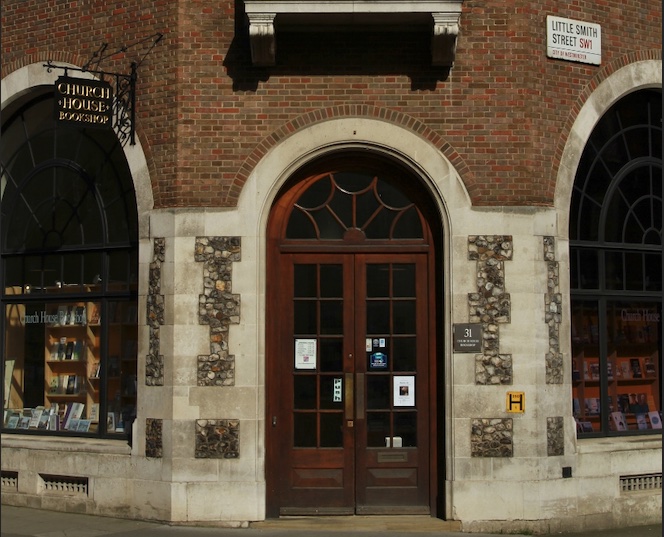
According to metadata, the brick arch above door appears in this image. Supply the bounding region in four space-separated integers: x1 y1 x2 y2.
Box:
232 108 475 207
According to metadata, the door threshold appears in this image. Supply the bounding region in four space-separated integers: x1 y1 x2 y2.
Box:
252 515 462 533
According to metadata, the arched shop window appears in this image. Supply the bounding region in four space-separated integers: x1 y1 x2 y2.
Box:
570 89 662 437
1 90 138 439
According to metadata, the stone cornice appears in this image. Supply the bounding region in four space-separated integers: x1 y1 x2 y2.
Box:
244 1 463 67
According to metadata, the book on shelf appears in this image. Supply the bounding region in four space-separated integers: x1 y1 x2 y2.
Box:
28 407 45 428
630 358 643 379
49 377 61 394
584 398 600 415
6 415 20 429
88 303 101 325
610 411 627 431
37 413 50 429
18 416 30 429
618 394 630 413
572 398 580 417
48 414 60 431
628 393 649 413
56 305 68 325
65 375 78 395
644 357 656 378
648 411 662 429
619 360 632 379
52 337 67 361
77 419 91 432
636 413 648 430
607 361 613 380
64 402 85 430
589 362 600 380
89 361 101 379
89 403 99 423
65 341 75 360
73 340 85 361
74 305 87 325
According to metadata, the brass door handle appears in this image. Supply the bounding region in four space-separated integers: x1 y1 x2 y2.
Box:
345 372 354 421
355 373 364 418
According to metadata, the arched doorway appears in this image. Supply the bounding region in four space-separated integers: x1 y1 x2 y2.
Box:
265 153 442 517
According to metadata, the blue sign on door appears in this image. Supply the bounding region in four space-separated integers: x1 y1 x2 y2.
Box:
370 352 388 370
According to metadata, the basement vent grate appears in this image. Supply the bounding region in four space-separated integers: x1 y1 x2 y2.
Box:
40 474 89 496
1 470 18 490
620 473 662 493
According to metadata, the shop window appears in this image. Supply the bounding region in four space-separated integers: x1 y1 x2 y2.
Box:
1 91 138 438
570 89 662 437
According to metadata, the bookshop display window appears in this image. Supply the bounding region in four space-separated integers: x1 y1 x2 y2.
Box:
570 89 662 437
1 90 138 438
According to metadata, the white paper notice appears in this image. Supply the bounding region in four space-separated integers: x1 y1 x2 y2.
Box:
393 376 415 407
295 339 317 370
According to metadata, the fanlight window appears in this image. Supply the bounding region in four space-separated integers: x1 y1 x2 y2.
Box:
286 171 425 241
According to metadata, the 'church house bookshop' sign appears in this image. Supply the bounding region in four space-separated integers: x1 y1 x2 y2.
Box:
54 76 113 129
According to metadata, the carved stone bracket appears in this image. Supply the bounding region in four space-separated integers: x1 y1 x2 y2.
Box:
247 12 276 67
432 12 461 66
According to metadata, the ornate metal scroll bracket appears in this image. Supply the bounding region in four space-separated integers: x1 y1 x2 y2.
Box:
43 32 162 146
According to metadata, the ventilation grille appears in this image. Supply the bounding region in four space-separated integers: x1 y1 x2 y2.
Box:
620 473 662 493
40 474 88 496
1 470 18 490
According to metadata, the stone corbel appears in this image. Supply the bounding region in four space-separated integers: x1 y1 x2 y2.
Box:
247 13 276 66
431 12 461 67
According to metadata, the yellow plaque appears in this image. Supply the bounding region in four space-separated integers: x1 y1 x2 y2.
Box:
506 392 525 413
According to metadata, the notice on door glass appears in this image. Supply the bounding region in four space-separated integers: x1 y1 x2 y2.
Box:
394 376 415 407
295 339 317 370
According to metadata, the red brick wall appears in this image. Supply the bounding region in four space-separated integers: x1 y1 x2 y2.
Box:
2 1 661 208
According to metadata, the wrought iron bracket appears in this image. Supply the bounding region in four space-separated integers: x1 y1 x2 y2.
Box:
43 33 162 146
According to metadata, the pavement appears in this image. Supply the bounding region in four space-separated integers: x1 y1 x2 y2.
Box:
1 505 662 537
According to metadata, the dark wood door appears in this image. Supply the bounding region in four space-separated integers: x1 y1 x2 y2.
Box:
267 252 430 515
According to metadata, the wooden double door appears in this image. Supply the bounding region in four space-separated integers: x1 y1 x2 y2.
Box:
267 252 433 515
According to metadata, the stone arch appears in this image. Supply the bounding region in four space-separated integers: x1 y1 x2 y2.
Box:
1 60 155 220
553 51 662 220
231 105 476 207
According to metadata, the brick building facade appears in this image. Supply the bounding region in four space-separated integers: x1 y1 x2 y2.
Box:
1 1 661 533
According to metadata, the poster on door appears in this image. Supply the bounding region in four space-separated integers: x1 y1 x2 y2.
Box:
294 338 317 370
393 376 415 407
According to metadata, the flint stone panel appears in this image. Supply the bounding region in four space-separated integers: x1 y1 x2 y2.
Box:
471 418 513 457
195 419 240 459
544 237 563 384
146 238 165 386
468 235 513 385
145 418 163 458
195 237 241 387
547 416 564 456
